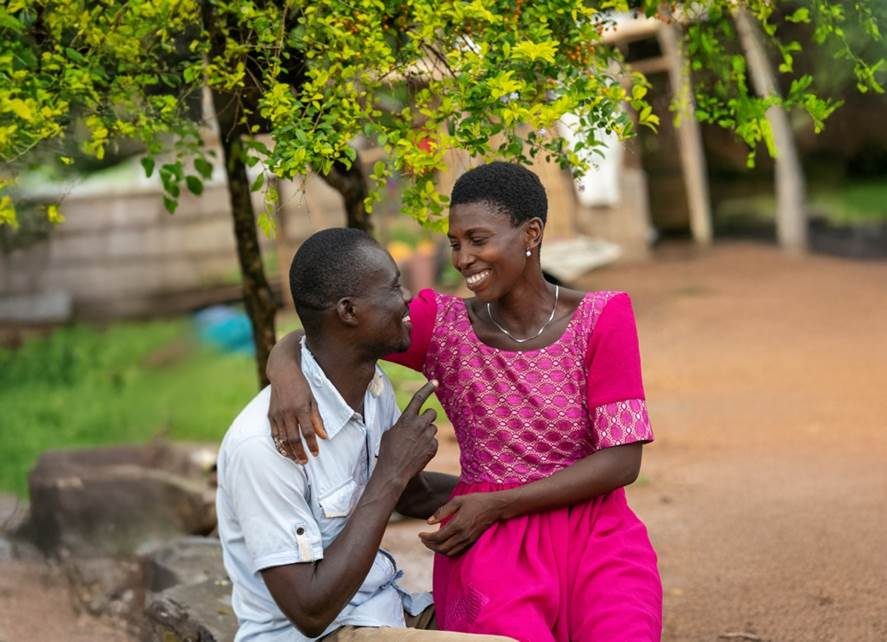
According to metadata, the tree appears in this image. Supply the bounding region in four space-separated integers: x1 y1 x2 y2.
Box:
1 0 882 386
734 6 808 252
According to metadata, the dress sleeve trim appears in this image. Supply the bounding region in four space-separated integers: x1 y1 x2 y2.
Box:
591 399 654 449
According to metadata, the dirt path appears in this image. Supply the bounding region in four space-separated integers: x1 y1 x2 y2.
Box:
2 242 885 641
591 242 887 641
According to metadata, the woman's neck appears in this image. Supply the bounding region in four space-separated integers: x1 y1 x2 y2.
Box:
488 272 556 336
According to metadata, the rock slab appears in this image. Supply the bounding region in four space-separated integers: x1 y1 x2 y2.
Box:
143 536 235 642
23 443 217 557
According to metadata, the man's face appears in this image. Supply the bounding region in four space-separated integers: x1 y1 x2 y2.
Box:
353 247 413 355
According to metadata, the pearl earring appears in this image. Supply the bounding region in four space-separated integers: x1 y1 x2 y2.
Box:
525 249 532 257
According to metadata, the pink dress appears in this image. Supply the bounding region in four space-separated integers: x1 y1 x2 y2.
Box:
388 289 662 641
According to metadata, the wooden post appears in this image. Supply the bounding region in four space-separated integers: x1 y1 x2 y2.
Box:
658 23 713 246
734 7 808 253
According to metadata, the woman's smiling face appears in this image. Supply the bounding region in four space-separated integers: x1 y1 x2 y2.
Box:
447 201 540 302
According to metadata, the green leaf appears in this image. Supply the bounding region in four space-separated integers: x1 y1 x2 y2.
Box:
7 99 33 121
786 8 810 23
46 204 64 224
185 175 203 195
194 158 213 179
512 40 558 64
141 157 155 178
789 75 813 98
163 197 178 214
161 162 184 181
64 47 86 63
250 173 265 192
258 211 277 238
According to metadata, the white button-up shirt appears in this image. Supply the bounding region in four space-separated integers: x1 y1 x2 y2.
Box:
216 339 432 642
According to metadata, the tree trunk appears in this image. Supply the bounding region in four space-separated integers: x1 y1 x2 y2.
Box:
734 7 808 253
212 90 277 388
658 23 713 246
320 156 372 233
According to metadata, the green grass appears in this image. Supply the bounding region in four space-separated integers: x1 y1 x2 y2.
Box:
809 180 887 224
715 180 887 228
379 362 445 419
0 320 257 496
0 319 444 497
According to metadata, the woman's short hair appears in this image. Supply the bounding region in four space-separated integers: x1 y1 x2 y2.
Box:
450 161 548 226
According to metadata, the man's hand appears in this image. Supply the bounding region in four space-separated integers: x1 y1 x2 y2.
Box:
268 359 328 464
418 492 508 557
376 380 440 484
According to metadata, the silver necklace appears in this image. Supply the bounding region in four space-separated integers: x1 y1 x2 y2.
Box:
486 285 560 344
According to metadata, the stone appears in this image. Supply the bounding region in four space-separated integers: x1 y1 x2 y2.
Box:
146 578 235 642
63 556 143 619
142 536 233 641
22 443 217 557
0 534 12 561
0 492 41 561
142 536 226 593
0 492 28 534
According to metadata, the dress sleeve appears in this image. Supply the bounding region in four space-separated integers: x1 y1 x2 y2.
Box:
383 288 437 372
584 292 654 450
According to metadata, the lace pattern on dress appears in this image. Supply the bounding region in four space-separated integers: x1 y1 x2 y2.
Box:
425 291 652 484
591 399 653 449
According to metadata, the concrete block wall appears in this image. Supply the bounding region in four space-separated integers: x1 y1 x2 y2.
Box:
0 172 276 320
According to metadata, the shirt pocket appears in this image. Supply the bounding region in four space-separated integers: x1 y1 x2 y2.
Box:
318 478 360 519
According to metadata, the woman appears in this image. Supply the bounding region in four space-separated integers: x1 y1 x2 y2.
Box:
267 162 662 641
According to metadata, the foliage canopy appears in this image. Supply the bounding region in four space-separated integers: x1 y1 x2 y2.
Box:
0 0 883 230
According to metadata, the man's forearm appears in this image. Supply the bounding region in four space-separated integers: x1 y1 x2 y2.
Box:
262 469 407 637
266 330 304 381
396 471 459 519
307 472 405 612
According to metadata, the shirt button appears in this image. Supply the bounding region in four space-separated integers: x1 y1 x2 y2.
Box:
296 527 305 536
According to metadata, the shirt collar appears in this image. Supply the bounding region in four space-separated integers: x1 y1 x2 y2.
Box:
300 337 385 440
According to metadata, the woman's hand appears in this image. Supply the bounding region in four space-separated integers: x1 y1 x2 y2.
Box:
268 358 327 464
418 492 508 556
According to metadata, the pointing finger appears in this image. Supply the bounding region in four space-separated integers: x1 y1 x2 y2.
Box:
404 379 438 415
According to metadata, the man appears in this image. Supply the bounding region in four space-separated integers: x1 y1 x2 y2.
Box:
216 228 512 641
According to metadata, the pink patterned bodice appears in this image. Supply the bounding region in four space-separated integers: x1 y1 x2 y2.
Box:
421 291 653 485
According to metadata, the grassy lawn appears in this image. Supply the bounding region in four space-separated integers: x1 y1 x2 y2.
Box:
809 180 887 224
714 179 887 228
0 318 443 498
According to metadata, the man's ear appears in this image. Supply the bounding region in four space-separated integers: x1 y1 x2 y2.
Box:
335 297 359 326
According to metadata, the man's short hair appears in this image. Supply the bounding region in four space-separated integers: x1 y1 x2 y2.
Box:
450 161 548 226
289 228 380 319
